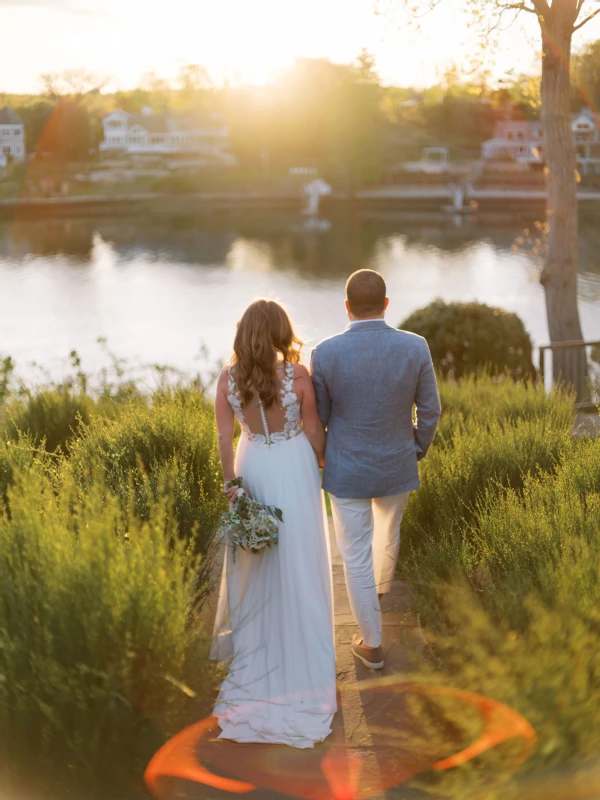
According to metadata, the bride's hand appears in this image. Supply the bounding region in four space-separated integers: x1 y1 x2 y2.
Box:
223 480 240 503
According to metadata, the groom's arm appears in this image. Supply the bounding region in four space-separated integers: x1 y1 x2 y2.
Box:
413 341 441 460
310 346 332 429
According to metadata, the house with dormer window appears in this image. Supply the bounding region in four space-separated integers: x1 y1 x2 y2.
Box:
0 107 25 168
482 108 600 173
482 120 544 166
100 107 233 163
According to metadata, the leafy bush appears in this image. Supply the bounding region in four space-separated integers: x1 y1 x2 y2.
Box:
402 379 574 557
67 389 225 585
0 458 217 798
437 373 574 442
0 356 15 403
400 299 534 379
404 388 600 797
0 435 42 513
1 389 119 454
462 437 600 623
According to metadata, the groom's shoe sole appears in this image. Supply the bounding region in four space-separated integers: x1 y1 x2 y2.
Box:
352 650 385 670
351 635 385 670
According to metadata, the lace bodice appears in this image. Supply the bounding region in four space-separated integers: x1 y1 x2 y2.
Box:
227 362 302 445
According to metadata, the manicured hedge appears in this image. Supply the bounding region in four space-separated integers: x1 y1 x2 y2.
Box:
400 299 534 379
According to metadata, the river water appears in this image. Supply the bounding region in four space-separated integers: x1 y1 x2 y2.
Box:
1 213 599 385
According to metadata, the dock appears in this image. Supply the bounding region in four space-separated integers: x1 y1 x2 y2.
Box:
2 186 600 220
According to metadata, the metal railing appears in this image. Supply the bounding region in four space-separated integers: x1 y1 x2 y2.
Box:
538 339 600 410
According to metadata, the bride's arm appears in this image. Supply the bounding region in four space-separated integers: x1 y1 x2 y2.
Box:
215 370 238 502
296 365 325 465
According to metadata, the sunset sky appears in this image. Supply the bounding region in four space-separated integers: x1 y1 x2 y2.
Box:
2 0 600 94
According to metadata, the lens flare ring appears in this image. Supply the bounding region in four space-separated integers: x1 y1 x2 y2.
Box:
144 681 536 800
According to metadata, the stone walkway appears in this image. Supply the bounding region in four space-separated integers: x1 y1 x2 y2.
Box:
325 520 441 800
573 412 600 438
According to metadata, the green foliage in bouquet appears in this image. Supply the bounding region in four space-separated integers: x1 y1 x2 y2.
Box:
218 477 282 561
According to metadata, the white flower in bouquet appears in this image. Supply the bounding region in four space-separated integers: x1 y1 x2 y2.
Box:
217 478 282 562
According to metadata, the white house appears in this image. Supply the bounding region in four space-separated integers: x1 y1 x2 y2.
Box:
0 107 25 168
482 120 544 166
482 108 600 173
100 107 233 163
571 109 600 164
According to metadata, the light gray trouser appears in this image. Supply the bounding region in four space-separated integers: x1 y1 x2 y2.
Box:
329 492 410 648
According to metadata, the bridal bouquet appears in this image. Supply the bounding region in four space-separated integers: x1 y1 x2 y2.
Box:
217 478 283 561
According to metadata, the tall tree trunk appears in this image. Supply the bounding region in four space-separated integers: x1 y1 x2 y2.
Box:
539 4 587 400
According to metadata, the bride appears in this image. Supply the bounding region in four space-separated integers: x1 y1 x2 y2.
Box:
210 298 337 749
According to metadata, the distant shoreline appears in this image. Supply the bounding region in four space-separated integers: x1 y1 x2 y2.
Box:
2 188 600 221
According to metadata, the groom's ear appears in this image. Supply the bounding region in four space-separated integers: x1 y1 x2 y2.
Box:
384 297 390 311
345 299 351 314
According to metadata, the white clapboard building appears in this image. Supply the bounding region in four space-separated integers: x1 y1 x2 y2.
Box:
0 107 25 167
100 107 233 163
482 108 600 174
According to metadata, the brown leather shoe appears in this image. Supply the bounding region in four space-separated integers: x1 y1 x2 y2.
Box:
351 633 384 669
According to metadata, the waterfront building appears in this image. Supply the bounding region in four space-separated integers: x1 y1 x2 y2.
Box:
482 108 600 174
0 107 25 167
100 107 233 163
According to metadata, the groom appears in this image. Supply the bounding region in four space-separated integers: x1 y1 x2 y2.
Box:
311 269 441 670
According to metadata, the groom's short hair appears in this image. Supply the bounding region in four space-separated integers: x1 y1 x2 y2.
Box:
346 269 387 318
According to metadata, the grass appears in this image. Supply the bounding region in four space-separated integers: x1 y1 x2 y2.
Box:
67 388 225 588
0 454 218 799
401 376 600 798
0 366 596 799
0 377 225 798
1 388 120 455
401 376 574 560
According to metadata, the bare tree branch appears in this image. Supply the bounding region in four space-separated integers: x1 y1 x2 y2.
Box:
402 0 443 20
573 6 600 31
477 2 537 40
39 68 108 99
487 6 526 36
497 2 537 13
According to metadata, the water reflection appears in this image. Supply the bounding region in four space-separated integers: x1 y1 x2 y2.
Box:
4 213 600 274
0 213 599 381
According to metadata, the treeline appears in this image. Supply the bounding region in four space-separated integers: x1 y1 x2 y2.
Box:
2 44 600 185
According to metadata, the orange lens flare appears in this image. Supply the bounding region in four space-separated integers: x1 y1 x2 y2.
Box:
145 716 255 796
145 682 536 800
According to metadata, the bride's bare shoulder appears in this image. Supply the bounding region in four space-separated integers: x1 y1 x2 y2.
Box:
292 363 310 380
216 368 230 393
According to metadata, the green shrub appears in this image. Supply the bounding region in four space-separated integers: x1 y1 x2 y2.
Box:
402 410 572 559
0 459 217 798
409 562 600 800
0 436 41 513
400 299 534 379
405 424 600 797
67 389 225 587
462 438 600 624
0 356 15 403
1 389 119 455
437 373 574 442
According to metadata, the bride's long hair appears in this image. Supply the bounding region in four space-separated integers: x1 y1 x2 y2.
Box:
229 299 303 409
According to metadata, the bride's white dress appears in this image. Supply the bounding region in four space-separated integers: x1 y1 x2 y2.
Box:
210 362 337 748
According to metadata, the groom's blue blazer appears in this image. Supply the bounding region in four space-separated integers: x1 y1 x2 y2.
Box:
311 319 441 499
